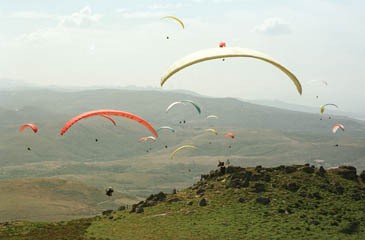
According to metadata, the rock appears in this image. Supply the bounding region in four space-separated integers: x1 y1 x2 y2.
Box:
284 166 297 173
360 170 365 182
318 166 326 176
118 205 126 211
102 209 113 216
328 166 357 181
300 166 315 174
136 207 144 214
146 191 166 202
172 188 177 194
256 197 270 205
199 198 207 207
238 197 245 203
253 183 266 193
187 201 193 206
168 197 182 203
255 165 262 172
286 182 300 192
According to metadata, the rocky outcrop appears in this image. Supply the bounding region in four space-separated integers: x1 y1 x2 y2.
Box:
328 166 357 181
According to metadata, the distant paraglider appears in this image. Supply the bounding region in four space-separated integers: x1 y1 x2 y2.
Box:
105 187 114 197
332 123 344 134
170 145 197 159
219 42 226 48
161 16 185 29
205 128 218 135
166 100 201 114
160 47 302 95
20 123 38 133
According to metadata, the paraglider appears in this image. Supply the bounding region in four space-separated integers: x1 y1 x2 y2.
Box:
160 47 302 95
166 100 201 114
170 145 197 159
332 123 344 134
205 128 218 135
60 109 158 137
20 123 38 133
206 115 218 120
225 132 235 139
105 187 114 197
138 136 157 142
320 104 339 114
161 16 185 29
156 126 175 133
219 42 226 48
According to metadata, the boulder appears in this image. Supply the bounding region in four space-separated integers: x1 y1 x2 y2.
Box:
199 198 207 207
318 166 326 176
328 166 357 181
102 209 113 216
253 183 266 193
118 205 126 211
300 166 315 174
256 197 270 205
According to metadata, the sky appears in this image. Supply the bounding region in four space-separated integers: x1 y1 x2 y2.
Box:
0 0 364 115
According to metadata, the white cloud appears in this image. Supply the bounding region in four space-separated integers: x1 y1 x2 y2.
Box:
253 18 291 35
59 6 102 28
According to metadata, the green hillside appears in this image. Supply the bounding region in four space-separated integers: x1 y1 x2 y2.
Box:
1 164 364 239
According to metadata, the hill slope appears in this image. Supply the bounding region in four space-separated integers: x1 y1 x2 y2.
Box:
1 164 364 239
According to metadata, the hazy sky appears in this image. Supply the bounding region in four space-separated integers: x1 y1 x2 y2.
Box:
0 0 364 114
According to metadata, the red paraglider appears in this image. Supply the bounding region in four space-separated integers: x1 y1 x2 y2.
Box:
219 42 226 48
20 123 38 133
225 132 235 139
60 110 158 137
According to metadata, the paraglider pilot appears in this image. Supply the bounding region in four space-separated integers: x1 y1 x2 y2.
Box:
106 187 114 197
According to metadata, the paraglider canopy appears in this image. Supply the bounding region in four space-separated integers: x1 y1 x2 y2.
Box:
160 47 302 95
332 123 344 134
225 132 235 139
60 109 158 137
161 16 185 29
166 100 201 114
138 136 157 142
219 42 226 48
157 126 175 133
170 145 197 159
320 104 339 114
205 128 218 135
20 123 38 133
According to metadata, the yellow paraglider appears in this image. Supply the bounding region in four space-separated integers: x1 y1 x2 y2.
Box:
170 145 197 159
161 16 185 29
205 128 218 135
160 47 302 95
